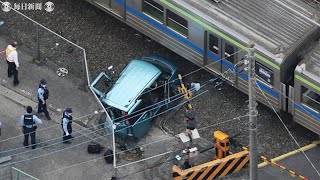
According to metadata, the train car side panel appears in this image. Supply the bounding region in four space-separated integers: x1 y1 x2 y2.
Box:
293 74 320 135
88 0 125 19
126 0 204 66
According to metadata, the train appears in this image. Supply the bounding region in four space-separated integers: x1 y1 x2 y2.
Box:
84 0 320 135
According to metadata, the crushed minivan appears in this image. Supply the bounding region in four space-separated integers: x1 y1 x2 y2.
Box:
91 55 179 139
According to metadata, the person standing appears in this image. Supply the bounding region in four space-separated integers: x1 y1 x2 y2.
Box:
183 147 191 169
37 79 51 120
185 109 197 142
6 41 19 86
61 108 73 144
20 106 42 149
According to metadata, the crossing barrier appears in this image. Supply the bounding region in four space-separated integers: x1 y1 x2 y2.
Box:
261 156 309 180
172 150 249 179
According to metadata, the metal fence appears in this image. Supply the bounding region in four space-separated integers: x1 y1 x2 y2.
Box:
12 167 39 180
0 166 38 180
0 5 88 89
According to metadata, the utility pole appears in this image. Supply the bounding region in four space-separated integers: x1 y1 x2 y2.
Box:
247 42 258 180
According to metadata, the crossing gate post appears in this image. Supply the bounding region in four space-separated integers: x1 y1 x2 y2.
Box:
213 131 230 160
177 74 192 110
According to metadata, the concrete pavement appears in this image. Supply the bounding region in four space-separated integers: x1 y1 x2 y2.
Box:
259 144 320 180
0 86 181 180
0 35 100 125
0 84 114 180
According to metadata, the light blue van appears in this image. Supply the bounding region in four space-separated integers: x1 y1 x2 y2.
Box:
91 55 179 139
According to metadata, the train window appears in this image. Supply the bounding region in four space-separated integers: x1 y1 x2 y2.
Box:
209 34 219 55
255 62 274 85
166 10 188 37
301 86 320 113
142 0 164 23
224 43 235 64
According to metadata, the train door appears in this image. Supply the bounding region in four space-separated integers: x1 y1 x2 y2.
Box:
288 85 294 114
94 0 124 18
206 32 222 75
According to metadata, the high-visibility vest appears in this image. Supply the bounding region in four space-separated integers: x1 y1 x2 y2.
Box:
6 48 16 62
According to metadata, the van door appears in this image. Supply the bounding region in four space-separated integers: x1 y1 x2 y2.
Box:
90 72 113 99
94 0 124 18
131 112 151 139
127 98 153 139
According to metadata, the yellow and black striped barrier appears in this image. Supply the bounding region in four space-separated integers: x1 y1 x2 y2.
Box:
261 156 309 180
172 150 249 179
177 74 192 110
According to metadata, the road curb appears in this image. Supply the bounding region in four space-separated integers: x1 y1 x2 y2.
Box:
258 140 320 168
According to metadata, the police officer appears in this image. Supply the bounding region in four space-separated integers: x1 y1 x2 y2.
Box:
20 106 42 149
62 108 73 144
37 79 51 120
6 41 19 86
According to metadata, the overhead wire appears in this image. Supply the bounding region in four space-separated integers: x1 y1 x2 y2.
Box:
44 136 175 175
0 48 232 144
13 71 222 154
45 59 248 173
0 87 193 156
0 81 185 146
6 74 223 158
0 89 209 167
254 80 320 178
3 55 245 175
2 75 213 152
127 50 243 98
197 114 249 131
1 48 242 154
43 113 249 176
116 151 173 168
0 48 244 171
0 110 104 143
